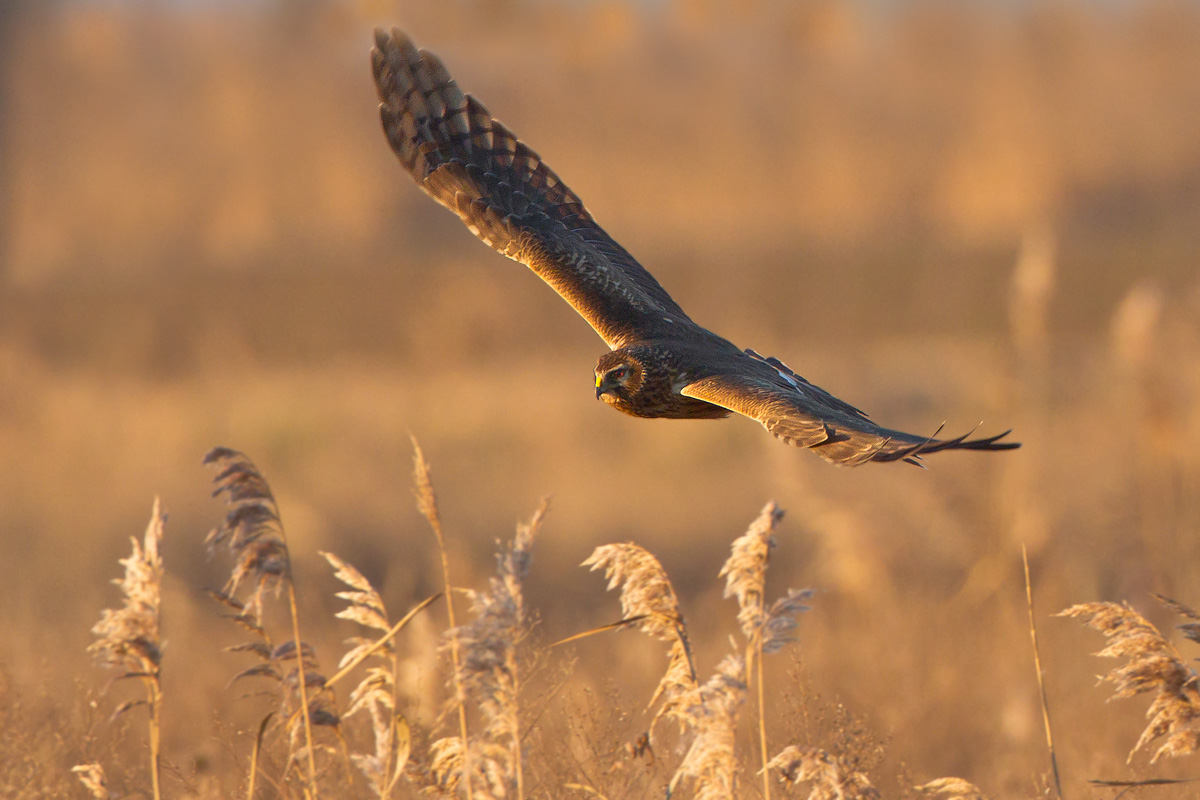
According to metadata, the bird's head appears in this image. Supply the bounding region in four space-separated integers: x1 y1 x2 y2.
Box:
595 351 644 404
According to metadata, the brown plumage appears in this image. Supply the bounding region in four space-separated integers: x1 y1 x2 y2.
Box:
371 29 1020 467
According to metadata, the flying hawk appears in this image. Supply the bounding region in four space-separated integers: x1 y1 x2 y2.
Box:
371 29 1019 467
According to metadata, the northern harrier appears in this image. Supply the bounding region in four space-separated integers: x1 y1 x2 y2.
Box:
371 29 1020 466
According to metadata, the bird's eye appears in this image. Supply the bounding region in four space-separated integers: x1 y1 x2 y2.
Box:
613 367 628 380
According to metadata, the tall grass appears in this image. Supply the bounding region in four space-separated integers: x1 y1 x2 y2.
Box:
68 441 1200 797
411 440 472 798
81 499 165 800
204 447 326 794
73 448 846 797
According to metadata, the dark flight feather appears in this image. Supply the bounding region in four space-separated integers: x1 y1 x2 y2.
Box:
372 29 693 349
680 363 1018 467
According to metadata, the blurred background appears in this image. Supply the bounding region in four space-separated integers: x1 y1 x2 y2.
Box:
2 0 1199 794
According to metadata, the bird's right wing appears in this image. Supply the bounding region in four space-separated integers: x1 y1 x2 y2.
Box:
680 358 1020 467
372 29 692 349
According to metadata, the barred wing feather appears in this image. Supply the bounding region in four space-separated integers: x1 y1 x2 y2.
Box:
372 28 692 349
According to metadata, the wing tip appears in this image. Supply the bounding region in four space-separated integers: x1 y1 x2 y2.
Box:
886 425 1022 465
809 424 1022 467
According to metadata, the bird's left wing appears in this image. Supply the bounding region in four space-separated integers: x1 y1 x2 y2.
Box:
680 360 1019 467
372 29 692 349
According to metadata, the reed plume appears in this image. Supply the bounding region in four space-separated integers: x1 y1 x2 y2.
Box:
666 654 748 800
721 502 812 657
204 447 329 793
86 498 166 800
918 777 988 800
582 542 697 709
324 551 412 798
722 502 785 643
433 501 547 800
411 438 473 798
721 502 811 799
764 746 879 799
1059 599 1200 762
204 447 290 625
70 763 110 800
429 736 466 794
582 504 813 799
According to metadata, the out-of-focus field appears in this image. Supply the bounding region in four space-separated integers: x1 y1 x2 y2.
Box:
2 0 1200 795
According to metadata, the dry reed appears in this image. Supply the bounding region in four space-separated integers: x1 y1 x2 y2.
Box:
71 763 110 800
720 503 812 660
83 498 166 800
204 448 290 624
1059 600 1200 762
917 777 988 800
204 447 326 794
210 585 344 791
582 542 698 712
721 502 811 800
1023 545 1062 799
584 503 812 799
324 550 413 798
666 654 748 800
64 444 1069 798
433 500 547 800
412 438 473 799
763 746 879 799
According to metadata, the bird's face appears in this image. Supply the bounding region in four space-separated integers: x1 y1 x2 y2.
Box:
595 353 642 405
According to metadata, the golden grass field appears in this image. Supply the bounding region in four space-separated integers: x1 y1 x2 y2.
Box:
2 0 1200 797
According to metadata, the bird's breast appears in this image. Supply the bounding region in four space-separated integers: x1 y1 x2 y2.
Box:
602 381 729 420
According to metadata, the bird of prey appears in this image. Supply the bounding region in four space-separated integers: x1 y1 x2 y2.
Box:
371 29 1020 467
